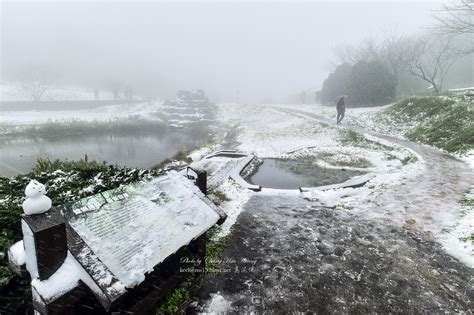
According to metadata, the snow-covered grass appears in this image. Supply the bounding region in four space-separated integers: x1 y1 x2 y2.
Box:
1 81 115 101
0 101 163 126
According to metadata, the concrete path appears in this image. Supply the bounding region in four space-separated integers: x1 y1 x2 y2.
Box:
187 106 473 313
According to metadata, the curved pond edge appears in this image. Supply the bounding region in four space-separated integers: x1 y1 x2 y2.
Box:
225 153 375 192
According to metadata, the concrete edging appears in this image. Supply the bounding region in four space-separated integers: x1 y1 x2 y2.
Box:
299 173 375 192
229 155 262 191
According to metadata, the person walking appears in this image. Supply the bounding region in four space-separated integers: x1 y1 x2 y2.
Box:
336 96 346 124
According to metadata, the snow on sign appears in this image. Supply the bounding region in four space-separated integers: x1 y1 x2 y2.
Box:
59 172 221 287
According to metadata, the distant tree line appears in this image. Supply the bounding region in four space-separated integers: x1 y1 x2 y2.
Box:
320 0 473 106
320 60 396 106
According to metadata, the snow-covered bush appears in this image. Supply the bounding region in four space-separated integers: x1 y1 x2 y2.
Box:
0 158 160 313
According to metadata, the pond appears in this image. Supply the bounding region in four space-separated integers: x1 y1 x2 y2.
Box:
0 130 207 177
247 158 365 189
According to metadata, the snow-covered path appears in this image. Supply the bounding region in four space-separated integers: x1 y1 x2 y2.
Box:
187 105 473 313
275 106 474 264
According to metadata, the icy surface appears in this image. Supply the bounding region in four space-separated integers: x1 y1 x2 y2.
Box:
8 240 25 266
62 172 220 287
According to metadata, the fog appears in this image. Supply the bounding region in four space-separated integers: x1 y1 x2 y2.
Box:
1 1 441 102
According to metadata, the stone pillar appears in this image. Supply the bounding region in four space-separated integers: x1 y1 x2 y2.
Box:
187 167 207 195
22 208 68 281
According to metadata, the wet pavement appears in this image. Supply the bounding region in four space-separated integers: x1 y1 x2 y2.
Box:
187 107 474 313
189 195 473 313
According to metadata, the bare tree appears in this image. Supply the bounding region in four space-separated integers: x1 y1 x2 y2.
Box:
380 31 413 95
434 0 474 35
327 36 382 71
405 34 461 93
19 64 54 101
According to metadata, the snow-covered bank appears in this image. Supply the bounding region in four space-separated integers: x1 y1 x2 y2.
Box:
1 81 116 102
0 101 163 126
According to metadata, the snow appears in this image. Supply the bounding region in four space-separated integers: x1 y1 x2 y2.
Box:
65 172 221 287
460 149 474 170
0 101 163 126
8 240 26 266
32 251 107 302
211 102 472 268
21 220 39 279
211 179 252 239
22 180 52 215
0 81 116 101
204 292 232 313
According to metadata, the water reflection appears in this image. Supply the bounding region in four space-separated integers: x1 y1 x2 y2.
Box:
0 130 206 176
248 158 365 189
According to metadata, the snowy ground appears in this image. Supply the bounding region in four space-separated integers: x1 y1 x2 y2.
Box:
1 81 116 101
0 101 163 126
186 102 473 313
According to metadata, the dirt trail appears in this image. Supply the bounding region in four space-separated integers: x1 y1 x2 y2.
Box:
187 106 473 313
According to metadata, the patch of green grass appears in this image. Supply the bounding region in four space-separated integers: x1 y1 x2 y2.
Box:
401 155 418 165
385 153 398 160
338 129 367 146
152 149 193 171
317 152 336 160
338 129 393 152
205 227 233 272
155 226 232 314
208 189 230 206
336 157 373 168
459 233 474 243
156 276 194 314
382 95 474 153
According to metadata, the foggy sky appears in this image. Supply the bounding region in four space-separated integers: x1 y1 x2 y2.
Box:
1 1 441 102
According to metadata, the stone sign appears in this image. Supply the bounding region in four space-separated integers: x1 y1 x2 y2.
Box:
58 173 221 287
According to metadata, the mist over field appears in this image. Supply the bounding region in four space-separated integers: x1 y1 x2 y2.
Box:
1 1 473 314
2 1 440 102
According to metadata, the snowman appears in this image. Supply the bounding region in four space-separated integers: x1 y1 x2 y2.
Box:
22 180 52 215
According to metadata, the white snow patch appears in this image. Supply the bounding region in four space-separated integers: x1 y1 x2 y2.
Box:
22 220 39 279
204 292 232 313
8 240 26 266
0 101 163 126
212 178 252 239
32 251 106 302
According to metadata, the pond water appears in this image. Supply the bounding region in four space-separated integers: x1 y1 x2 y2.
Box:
0 131 206 177
247 158 365 189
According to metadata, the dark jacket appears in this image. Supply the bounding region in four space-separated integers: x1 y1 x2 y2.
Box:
336 98 345 111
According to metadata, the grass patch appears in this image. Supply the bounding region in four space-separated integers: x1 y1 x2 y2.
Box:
156 226 232 314
317 152 372 168
338 129 393 152
156 276 195 314
401 155 418 165
338 129 367 146
459 233 474 243
336 157 373 168
152 149 193 172
208 189 230 206
381 95 474 153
